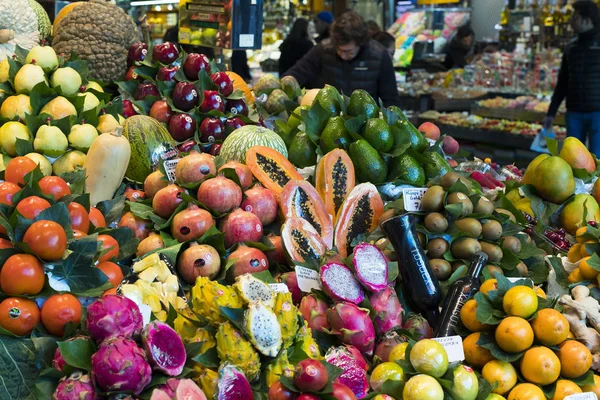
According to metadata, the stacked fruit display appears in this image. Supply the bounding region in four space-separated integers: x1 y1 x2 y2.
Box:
252 73 301 116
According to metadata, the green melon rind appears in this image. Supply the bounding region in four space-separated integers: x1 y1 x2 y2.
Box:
220 125 288 163
28 0 52 38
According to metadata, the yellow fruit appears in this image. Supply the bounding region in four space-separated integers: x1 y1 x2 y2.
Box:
370 362 405 392
550 379 582 400
568 268 583 283
533 286 546 299
560 194 600 235
482 360 517 395
576 227 588 243
579 257 599 280
40 96 77 120
403 374 444 400
532 156 575 204
0 121 31 156
485 394 506 400
0 94 32 120
502 286 538 319
507 383 546 400
560 136 596 173
495 316 534 353
460 299 488 332
409 339 449 378
568 244 583 262
522 154 549 185
582 374 600 397
463 332 495 368
557 340 593 379
480 279 498 296
520 346 561 385
388 342 409 362
581 242 595 258
530 308 569 346
567 331 575 339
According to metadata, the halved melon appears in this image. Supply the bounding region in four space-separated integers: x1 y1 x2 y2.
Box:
246 146 303 196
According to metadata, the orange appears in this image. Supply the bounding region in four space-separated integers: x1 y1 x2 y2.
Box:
495 316 534 353
507 383 545 400
88 207 106 230
4 156 37 186
463 332 495 367
502 286 538 318
96 261 124 287
530 308 569 346
0 253 45 295
480 279 498 296
481 360 517 395
550 380 582 400
568 268 583 283
581 242 595 258
557 340 593 378
579 257 599 280
97 235 120 262
567 331 575 339
23 220 67 261
582 374 600 397
460 299 488 332
0 297 40 336
520 346 561 385
102 287 118 297
40 293 82 336
567 243 583 262
576 227 588 243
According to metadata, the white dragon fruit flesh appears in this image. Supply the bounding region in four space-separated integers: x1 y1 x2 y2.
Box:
244 302 282 357
352 243 388 292
319 262 364 304
233 273 276 308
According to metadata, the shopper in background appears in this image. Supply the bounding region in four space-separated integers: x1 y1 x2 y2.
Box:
545 1 600 154
279 18 314 76
443 25 475 70
373 31 396 59
367 20 381 38
284 11 400 106
314 11 334 43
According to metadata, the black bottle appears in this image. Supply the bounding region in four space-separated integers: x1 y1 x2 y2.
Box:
382 214 442 328
436 252 488 337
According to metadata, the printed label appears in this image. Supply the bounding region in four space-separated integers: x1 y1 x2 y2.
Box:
565 393 598 400
269 283 290 294
163 158 181 183
403 188 428 211
239 34 255 48
295 266 322 292
432 335 465 363
426 138 437 146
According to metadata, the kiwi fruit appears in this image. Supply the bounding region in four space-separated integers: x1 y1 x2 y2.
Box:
516 261 528 277
427 238 449 258
446 192 473 217
452 261 467 272
430 259 452 281
451 238 482 259
502 236 522 254
480 242 503 262
474 196 495 214
439 172 472 192
496 208 516 222
485 265 504 277
421 185 446 212
453 218 483 238
481 220 503 241
424 212 449 233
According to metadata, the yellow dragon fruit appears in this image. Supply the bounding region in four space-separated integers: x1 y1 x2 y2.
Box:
191 277 243 326
215 321 261 381
265 350 294 387
188 328 216 355
297 321 322 360
174 311 203 343
274 291 299 348
192 366 218 399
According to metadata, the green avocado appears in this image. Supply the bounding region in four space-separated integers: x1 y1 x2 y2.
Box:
349 139 388 184
396 119 429 153
348 89 379 119
288 132 317 168
386 105 409 123
423 151 452 180
314 85 342 116
320 116 352 153
388 153 426 186
288 105 309 130
362 118 393 153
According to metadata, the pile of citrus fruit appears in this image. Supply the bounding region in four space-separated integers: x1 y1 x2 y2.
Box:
565 222 600 283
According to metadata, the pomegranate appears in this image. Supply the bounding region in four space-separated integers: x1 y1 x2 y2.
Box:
124 187 145 201
265 234 286 265
175 151 216 185
136 233 165 258
218 161 253 189
177 243 221 283
294 359 328 392
197 176 242 214
118 212 151 241
152 184 185 218
240 185 278 226
226 244 268 281
268 381 296 400
332 383 357 400
170 204 215 242
220 209 263 248
144 170 168 199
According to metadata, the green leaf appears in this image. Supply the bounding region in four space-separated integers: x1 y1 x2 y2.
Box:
14 202 73 242
252 270 277 284
14 45 29 64
34 368 62 400
190 346 220 368
63 60 89 82
95 195 126 226
0 336 40 399
517 240 545 259
127 201 165 226
548 256 569 287
302 101 330 140
117 81 139 98
385 125 412 157
476 332 524 362
102 227 139 261
474 292 503 325
156 242 185 266
569 369 595 385
15 138 34 156
29 82 58 115
546 137 558 156
587 253 600 272
57 337 94 372
59 168 86 195
496 192 528 225
218 306 245 332
445 203 464 218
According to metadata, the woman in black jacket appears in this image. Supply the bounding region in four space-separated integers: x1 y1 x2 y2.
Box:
279 18 314 76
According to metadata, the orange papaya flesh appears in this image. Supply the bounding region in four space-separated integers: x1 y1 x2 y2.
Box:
316 149 355 224
281 217 328 264
246 146 303 195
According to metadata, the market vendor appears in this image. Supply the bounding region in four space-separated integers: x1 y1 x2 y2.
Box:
545 1 600 154
283 11 401 107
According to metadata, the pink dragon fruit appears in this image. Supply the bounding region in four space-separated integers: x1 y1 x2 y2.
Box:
217 363 253 400
403 313 434 339
281 272 304 304
344 345 368 371
374 331 406 363
86 295 143 343
325 346 369 399
53 346 66 372
151 379 206 400
91 337 152 395
369 286 403 335
299 294 330 332
326 302 375 356
352 243 388 292
320 263 364 304
53 371 99 400
142 321 187 376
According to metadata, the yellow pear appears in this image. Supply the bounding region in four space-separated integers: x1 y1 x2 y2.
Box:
25 46 59 71
68 124 98 152
53 150 87 175
14 64 47 94
0 121 31 156
25 153 52 176
0 95 33 120
78 92 100 112
40 96 77 120
0 59 9 83
86 81 104 92
97 114 121 133
34 125 69 157
50 67 82 96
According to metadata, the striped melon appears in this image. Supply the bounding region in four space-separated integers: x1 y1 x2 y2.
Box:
220 125 287 163
28 0 52 39
122 115 177 182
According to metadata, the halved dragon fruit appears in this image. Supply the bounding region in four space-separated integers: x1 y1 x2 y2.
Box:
233 273 276 308
151 379 206 400
217 363 254 400
86 294 143 343
299 294 330 332
142 321 187 376
352 243 388 292
326 302 375 356
319 263 364 304
244 302 282 357
325 347 369 399
344 345 369 372
369 286 403 334
53 371 99 400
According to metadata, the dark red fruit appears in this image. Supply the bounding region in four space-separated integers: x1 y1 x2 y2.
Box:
118 212 151 241
134 82 159 101
199 118 225 143
280 271 303 303
294 359 328 392
589 221 598 228
152 184 185 218
225 117 246 134
125 66 141 81
332 383 357 400
127 42 148 66
218 161 253 189
226 99 249 116
296 395 320 400
220 209 263 248
171 204 215 242
240 185 278 226
227 244 269 281
183 53 211 80
173 82 199 111
177 140 197 153
149 100 173 124
268 381 296 400
152 42 179 64
122 100 137 118
210 72 233 96
156 66 178 81
197 176 242 214
200 90 224 113
209 144 222 156
168 113 196 141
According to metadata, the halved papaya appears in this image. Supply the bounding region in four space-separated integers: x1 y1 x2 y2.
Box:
315 149 355 224
281 180 333 248
334 183 384 258
281 217 328 264
246 146 303 196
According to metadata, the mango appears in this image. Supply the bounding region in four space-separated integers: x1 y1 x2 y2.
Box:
559 137 596 173
522 154 549 185
560 194 600 235
515 198 534 217
592 179 600 205
532 156 575 204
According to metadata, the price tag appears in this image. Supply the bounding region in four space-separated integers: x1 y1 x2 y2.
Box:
565 393 598 400
295 266 322 293
137 303 153 326
163 158 181 183
403 188 428 212
432 335 465 363
269 283 289 294
426 138 437 147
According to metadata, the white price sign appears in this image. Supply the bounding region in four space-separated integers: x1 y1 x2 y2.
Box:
163 158 181 183
565 393 598 400
269 283 290 294
432 335 465 363
295 266 322 293
403 188 428 212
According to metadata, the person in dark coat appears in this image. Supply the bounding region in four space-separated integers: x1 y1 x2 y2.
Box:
283 11 400 107
443 25 474 70
373 31 396 59
314 11 333 43
279 18 314 76
545 1 600 154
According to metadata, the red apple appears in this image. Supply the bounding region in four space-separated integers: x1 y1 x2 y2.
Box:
418 122 441 140
199 118 225 143
152 42 179 65
211 72 233 96
173 82 199 111
149 100 173 124
225 117 245 134
183 53 211 80
209 144 222 156
122 100 137 118
127 42 148 66
157 66 178 81
178 139 197 153
226 98 248 116
134 82 159 101
200 90 224 113
168 113 196 141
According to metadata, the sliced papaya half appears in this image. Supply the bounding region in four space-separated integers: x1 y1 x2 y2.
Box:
281 180 334 248
315 149 355 224
334 182 384 258
281 217 329 264
246 146 303 196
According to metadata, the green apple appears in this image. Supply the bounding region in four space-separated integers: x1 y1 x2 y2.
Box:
68 123 98 152
14 64 47 94
0 59 9 83
40 96 77 120
25 46 59 71
50 67 82 96
0 121 31 156
34 125 69 157
86 81 104 92
78 92 100 112
25 152 52 176
53 150 86 175
0 94 33 120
